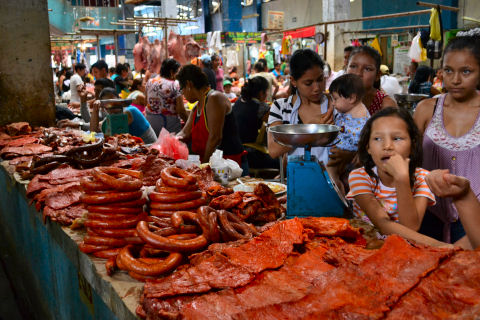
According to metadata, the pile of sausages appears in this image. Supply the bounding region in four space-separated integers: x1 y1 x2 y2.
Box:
149 167 207 217
79 167 146 258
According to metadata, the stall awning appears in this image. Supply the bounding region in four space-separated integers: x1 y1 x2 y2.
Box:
283 26 316 39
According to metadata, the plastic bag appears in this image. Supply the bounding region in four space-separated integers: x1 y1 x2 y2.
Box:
209 150 242 184
408 32 426 62
150 128 188 160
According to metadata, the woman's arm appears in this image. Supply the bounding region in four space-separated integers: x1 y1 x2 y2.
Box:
413 98 436 135
426 170 480 249
176 107 194 142
267 121 292 159
381 95 397 109
89 101 102 133
203 93 228 163
175 95 188 122
354 193 448 247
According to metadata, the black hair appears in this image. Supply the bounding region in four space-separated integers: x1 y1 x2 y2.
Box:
240 76 269 101
99 87 119 99
115 63 127 75
289 49 325 81
124 62 130 69
408 65 435 94
411 61 419 69
357 107 422 188
109 67 116 73
274 62 280 67
344 46 354 53
348 46 381 73
443 35 480 68
211 53 220 62
160 58 181 79
94 78 115 89
74 63 86 72
329 74 365 102
253 61 265 73
258 58 267 69
91 60 108 72
176 64 209 90
130 78 143 92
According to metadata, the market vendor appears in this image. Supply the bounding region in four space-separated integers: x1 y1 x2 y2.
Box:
90 88 157 144
175 64 247 172
267 49 334 164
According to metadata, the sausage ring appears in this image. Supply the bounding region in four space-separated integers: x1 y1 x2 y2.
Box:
155 180 198 193
78 242 110 254
150 197 206 211
117 245 183 276
83 235 127 247
87 212 138 221
81 190 142 205
149 191 202 203
160 167 197 188
93 248 123 259
88 228 138 238
137 221 208 252
171 211 199 229
92 167 142 191
218 210 252 240
85 213 145 229
149 210 177 218
87 206 143 215
196 206 216 241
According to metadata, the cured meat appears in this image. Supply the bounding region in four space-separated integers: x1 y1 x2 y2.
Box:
238 235 455 320
148 39 164 75
167 31 187 65
138 154 173 186
184 36 201 61
45 183 83 210
0 144 52 159
38 165 90 181
143 219 305 299
26 175 54 196
5 122 31 136
385 250 480 319
3 136 38 147
42 203 86 225
133 36 151 72
300 216 365 243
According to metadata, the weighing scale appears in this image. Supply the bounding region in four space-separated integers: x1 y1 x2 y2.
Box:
99 98 133 136
269 124 349 218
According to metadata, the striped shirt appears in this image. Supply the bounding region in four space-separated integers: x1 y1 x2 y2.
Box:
346 167 435 223
268 94 330 164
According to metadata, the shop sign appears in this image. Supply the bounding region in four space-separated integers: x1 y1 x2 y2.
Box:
391 34 399 47
267 11 284 30
105 44 115 50
393 46 411 75
224 32 262 44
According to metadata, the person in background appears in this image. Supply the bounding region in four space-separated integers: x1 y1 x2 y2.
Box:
267 49 334 165
327 74 370 194
233 76 278 170
409 65 441 97
379 64 402 99
200 54 217 90
144 58 187 134
108 67 116 79
223 80 237 100
272 63 283 77
408 61 419 82
125 62 134 86
113 63 129 95
69 63 86 108
414 35 480 246
128 78 146 113
335 46 354 77
229 66 239 81
324 63 335 91
250 60 279 103
176 64 247 173
90 88 157 144
432 68 444 93
91 60 109 80
56 68 67 97
347 107 446 247
212 53 224 92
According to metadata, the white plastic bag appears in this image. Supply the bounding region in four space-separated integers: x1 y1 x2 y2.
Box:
209 150 243 184
408 32 422 62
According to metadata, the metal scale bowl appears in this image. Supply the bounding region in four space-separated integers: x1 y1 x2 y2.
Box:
394 93 429 113
269 124 348 218
99 98 133 136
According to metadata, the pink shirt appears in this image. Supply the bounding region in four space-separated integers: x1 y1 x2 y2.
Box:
215 68 224 92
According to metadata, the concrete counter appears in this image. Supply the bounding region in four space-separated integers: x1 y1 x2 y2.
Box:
0 163 142 320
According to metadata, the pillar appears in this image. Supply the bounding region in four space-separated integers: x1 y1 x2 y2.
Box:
0 0 55 126
222 0 243 32
322 0 350 71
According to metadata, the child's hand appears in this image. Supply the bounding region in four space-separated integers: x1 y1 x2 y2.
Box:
383 153 410 182
426 169 470 200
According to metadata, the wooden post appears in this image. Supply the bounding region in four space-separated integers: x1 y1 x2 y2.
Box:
164 19 168 59
323 23 328 61
114 31 118 65
96 34 100 59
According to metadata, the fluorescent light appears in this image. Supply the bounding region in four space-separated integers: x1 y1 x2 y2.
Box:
185 25 199 30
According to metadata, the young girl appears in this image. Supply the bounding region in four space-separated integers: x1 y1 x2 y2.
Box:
346 46 397 115
347 107 446 247
414 35 480 246
327 74 370 193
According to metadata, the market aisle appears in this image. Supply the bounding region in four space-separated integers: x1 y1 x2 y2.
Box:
0 252 24 320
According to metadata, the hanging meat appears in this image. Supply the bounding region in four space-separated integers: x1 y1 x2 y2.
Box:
184 35 201 61
167 31 187 65
133 36 151 72
148 39 164 75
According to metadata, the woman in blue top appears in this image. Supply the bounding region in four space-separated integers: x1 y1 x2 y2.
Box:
90 88 157 144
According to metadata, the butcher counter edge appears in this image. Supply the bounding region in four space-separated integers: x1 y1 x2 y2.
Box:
0 162 142 320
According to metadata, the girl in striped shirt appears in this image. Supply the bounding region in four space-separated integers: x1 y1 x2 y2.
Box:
347 107 446 247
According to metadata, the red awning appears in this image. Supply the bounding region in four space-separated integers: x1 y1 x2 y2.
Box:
283 26 316 39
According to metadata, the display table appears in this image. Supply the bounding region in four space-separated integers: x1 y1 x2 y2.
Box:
0 163 141 320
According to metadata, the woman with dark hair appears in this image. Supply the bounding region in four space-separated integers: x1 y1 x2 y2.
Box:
267 49 334 165
408 65 441 96
233 77 278 169
144 58 187 134
212 53 224 92
176 65 247 173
